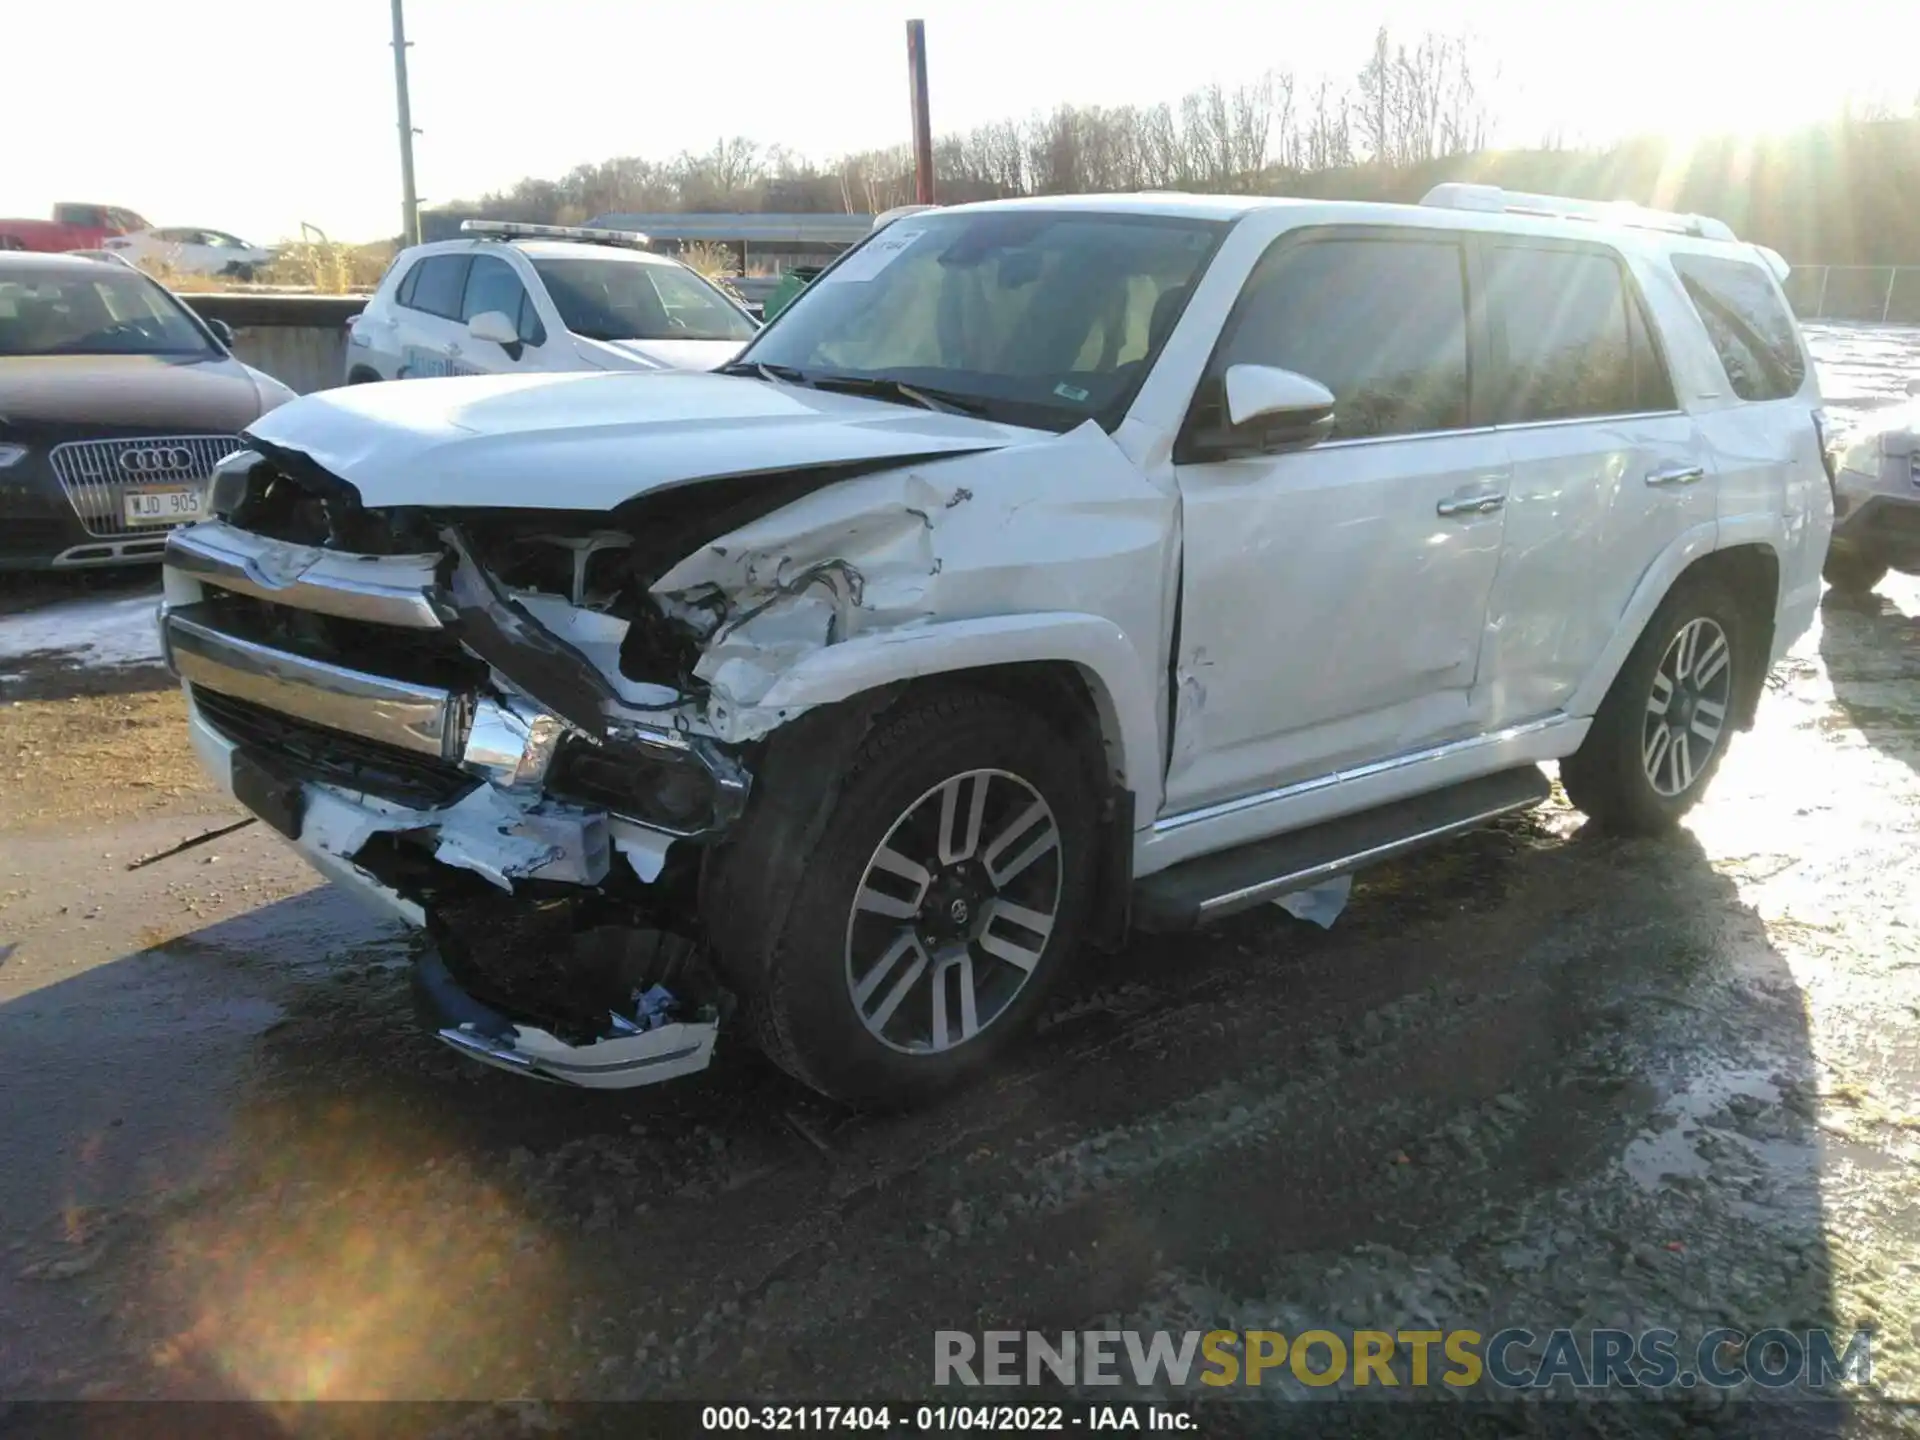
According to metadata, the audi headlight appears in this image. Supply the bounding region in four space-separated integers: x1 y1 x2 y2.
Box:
0 442 27 468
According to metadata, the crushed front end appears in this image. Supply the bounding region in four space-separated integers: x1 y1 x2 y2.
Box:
160 447 751 1089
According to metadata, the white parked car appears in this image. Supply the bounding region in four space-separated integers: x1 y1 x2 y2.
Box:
344 222 759 384
102 227 277 279
163 188 1831 1107
1821 377 1920 596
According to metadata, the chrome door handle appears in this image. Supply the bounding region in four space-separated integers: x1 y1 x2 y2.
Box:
1645 465 1705 487
1437 493 1506 517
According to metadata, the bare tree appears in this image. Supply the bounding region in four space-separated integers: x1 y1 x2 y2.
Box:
459 23 1505 222
1355 27 1396 164
1302 77 1353 171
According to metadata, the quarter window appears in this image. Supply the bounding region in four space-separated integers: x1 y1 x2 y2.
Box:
1671 253 1806 402
1484 245 1675 422
516 290 547 347
1217 237 1471 441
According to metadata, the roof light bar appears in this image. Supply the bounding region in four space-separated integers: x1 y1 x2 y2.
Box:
1419 183 1738 243
459 220 651 249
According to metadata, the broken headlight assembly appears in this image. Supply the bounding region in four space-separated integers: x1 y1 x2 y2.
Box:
545 724 749 836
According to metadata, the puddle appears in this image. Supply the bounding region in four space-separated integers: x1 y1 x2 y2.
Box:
1622 1063 1820 1221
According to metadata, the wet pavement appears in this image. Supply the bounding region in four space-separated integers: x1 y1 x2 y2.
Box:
2 340 1920 1433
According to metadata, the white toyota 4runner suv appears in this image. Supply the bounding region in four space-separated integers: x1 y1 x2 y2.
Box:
161 187 1832 1107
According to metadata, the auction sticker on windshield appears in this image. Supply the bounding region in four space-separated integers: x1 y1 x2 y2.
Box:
124 487 204 526
822 229 925 285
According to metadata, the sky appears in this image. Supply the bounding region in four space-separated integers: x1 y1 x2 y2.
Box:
8 0 1919 245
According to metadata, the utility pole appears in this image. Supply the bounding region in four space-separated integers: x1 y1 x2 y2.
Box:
390 0 421 246
906 19 934 205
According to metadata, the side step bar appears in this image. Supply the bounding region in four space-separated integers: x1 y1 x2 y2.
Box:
1133 765 1552 931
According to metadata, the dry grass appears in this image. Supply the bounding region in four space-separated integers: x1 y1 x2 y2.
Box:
132 238 395 296
263 237 394 293
676 240 736 279
0 689 215 833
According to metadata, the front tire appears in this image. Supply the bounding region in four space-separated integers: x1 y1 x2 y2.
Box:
1561 577 1750 835
1823 545 1887 597
738 688 1096 1108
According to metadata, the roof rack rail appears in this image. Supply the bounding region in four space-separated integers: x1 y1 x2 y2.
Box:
459 220 650 249
871 203 938 232
1419 183 1737 243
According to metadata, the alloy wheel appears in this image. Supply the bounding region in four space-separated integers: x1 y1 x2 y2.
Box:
843 769 1063 1055
1642 616 1733 797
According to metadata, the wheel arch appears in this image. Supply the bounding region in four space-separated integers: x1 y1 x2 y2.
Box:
1570 531 1781 729
700 635 1151 993
346 365 383 385
719 611 1163 809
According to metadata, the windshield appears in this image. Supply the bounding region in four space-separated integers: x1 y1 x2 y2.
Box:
0 266 214 356
738 210 1227 430
531 256 757 344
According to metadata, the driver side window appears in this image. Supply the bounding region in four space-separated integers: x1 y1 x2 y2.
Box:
1215 236 1472 441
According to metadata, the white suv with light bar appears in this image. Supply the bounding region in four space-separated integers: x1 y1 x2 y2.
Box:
168 187 1830 1107
343 220 760 385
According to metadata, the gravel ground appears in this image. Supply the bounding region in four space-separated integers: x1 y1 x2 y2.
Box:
1 332 1919 1436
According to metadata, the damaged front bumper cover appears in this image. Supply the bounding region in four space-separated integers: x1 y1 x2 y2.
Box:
413 945 717 1089
164 518 746 1089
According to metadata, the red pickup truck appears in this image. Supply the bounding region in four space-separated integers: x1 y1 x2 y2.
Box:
0 203 151 253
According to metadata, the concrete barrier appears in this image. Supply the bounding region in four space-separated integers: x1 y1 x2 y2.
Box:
183 293 367 395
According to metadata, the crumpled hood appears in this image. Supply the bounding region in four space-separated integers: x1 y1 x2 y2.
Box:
244 370 1036 510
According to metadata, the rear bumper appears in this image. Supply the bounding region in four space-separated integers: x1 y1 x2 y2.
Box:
1832 491 1920 564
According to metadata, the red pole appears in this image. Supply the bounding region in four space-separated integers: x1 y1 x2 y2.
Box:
907 19 934 205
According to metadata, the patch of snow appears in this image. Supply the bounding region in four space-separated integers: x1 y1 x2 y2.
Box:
0 589 164 680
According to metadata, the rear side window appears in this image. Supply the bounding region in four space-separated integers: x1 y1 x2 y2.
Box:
1218 236 1471 440
402 255 470 320
1671 253 1806 402
1484 245 1675 422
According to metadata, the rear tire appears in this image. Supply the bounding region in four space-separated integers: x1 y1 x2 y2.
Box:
734 688 1096 1109
1560 576 1751 835
1822 546 1887 597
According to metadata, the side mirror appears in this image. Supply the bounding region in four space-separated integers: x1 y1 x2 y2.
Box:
1183 364 1336 461
1224 364 1336 434
1907 377 1920 397
206 318 235 348
468 311 518 347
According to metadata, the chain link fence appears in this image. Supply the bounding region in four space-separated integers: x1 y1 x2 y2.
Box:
1783 266 1920 324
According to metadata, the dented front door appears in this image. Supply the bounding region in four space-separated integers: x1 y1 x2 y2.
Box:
1161 230 1507 815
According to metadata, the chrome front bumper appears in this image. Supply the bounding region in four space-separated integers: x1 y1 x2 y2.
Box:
165 518 446 629
161 519 736 808
167 607 467 760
